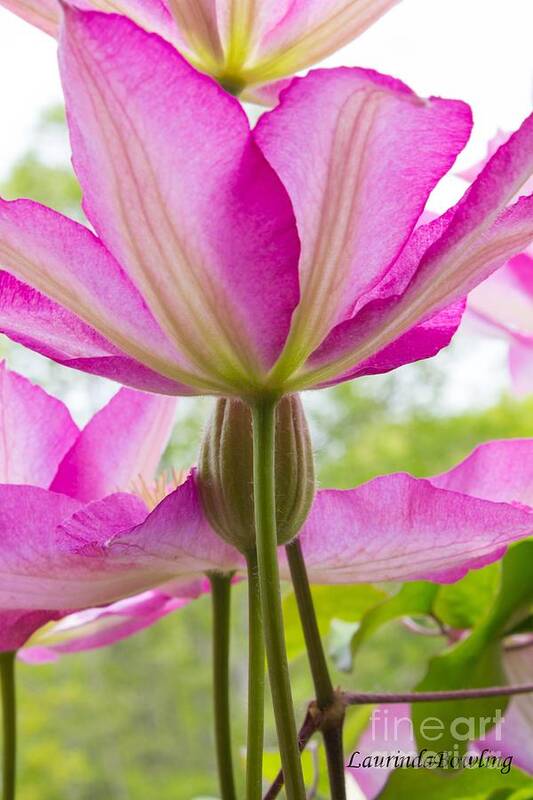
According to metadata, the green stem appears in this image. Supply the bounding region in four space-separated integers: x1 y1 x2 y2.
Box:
245 549 265 800
286 541 334 708
286 540 346 800
321 727 346 800
209 573 237 800
0 653 16 800
251 398 306 800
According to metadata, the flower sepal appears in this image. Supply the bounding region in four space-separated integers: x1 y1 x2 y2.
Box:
198 394 316 553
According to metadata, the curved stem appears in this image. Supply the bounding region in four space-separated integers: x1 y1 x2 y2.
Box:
344 683 533 705
0 653 16 800
209 573 237 800
251 398 306 800
286 540 346 800
245 549 265 800
285 541 334 709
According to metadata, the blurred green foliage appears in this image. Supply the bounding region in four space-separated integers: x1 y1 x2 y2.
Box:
1 108 82 217
2 107 532 798
414 542 533 755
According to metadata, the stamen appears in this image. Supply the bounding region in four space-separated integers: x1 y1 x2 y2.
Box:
131 469 189 510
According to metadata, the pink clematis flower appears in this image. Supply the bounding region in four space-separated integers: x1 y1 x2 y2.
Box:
7 436 533 663
460 130 533 200
465 253 533 396
458 131 533 396
0 362 180 652
0 0 400 101
480 643 533 776
19 581 209 663
0 10 532 400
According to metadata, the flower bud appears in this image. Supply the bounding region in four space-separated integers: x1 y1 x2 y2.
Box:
198 395 315 554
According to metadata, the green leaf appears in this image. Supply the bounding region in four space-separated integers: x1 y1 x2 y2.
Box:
344 705 374 749
506 614 533 636
261 750 281 783
263 746 321 794
283 584 386 662
376 763 531 799
434 563 500 630
412 633 506 756
489 542 533 634
502 789 533 800
329 583 439 672
328 619 359 672
413 542 533 756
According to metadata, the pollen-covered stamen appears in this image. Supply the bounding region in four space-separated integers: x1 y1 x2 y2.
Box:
131 468 189 511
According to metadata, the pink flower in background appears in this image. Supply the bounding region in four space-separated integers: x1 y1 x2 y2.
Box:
0 10 532 400
481 643 533 776
0 0 400 101
0 362 180 651
459 131 533 396
466 253 533 396
346 704 413 798
4 432 533 659
460 130 533 200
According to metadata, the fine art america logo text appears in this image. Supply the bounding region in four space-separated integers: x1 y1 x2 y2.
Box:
346 707 514 775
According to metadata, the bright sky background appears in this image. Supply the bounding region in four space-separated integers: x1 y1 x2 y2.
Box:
0 0 531 417
1 0 532 182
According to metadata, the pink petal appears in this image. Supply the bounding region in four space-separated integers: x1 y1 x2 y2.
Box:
395 116 533 331
509 338 533 396
293 476 533 585
0 0 60 34
0 0 178 43
347 704 413 798
467 254 533 337
431 439 533 507
51 388 177 502
255 67 471 373
0 363 78 487
0 610 65 653
216 0 400 86
59 8 300 388
307 209 457 370
459 130 509 182
241 78 292 106
105 473 243 581
299 113 533 389
466 253 533 396
0 476 240 611
478 646 533 775
0 199 198 388
0 485 158 611
166 0 224 67
0 485 86 608
460 129 533 200
89 1 178 44
19 580 208 663
0 273 192 395
317 300 465 387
